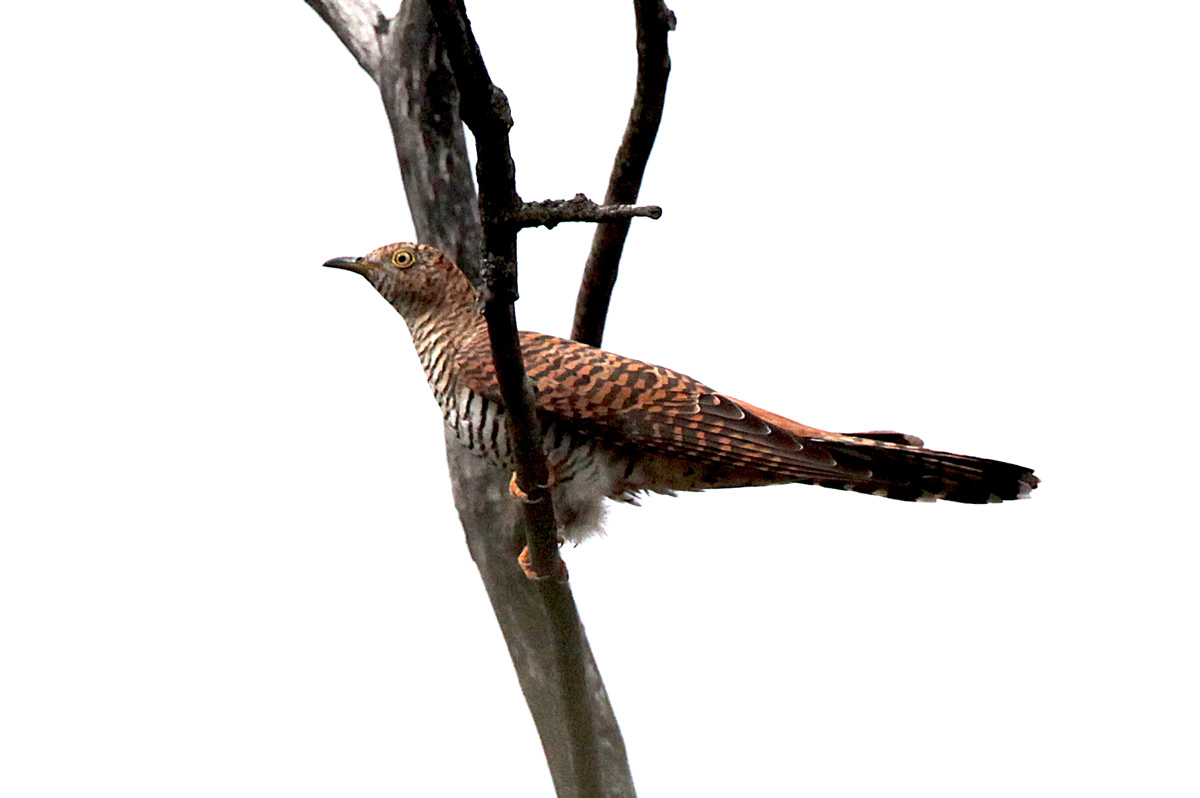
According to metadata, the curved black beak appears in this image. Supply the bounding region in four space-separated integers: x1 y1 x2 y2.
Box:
323 256 365 274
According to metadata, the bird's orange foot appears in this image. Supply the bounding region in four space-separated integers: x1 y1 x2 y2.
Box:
518 545 569 582
508 471 552 503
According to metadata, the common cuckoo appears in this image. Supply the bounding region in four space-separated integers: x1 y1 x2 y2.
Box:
326 242 1038 573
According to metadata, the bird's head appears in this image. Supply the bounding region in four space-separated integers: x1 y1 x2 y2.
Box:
323 242 473 319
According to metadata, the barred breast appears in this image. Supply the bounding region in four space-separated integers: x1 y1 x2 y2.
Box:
409 313 639 539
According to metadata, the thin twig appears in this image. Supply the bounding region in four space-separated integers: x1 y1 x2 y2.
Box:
508 194 662 229
572 0 675 346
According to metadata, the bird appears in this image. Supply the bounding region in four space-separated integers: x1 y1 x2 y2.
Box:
325 242 1038 577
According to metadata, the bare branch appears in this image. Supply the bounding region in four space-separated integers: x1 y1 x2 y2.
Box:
426 0 563 582
303 0 388 80
427 4 614 796
573 0 675 346
508 194 662 229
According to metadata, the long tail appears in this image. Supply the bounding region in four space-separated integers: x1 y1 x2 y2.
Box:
802 432 1038 503
727 399 1038 504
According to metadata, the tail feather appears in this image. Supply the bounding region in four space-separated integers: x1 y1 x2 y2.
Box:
721 397 1038 504
805 436 1038 504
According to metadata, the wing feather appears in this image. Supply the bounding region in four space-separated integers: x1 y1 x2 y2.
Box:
454 331 857 479
451 330 1038 502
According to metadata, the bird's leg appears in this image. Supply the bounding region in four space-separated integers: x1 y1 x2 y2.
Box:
518 541 569 582
507 471 537 502
507 469 556 503
508 469 567 579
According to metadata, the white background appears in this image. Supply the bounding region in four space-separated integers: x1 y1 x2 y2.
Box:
3 2 1197 796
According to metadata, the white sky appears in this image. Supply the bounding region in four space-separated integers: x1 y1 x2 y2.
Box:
3 2 1198 796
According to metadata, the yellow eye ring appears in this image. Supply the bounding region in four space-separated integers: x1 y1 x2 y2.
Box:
392 250 416 268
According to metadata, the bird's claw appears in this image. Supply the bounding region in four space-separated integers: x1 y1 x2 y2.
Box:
518 545 569 582
508 471 552 503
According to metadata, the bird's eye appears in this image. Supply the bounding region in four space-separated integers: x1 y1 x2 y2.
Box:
392 250 416 268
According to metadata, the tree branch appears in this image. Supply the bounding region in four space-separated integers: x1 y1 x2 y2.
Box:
425 0 563 582
572 0 675 346
508 194 661 230
423 5 620 795
302 0 387 80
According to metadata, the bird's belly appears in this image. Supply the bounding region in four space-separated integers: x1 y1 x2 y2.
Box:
438 386 636 541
